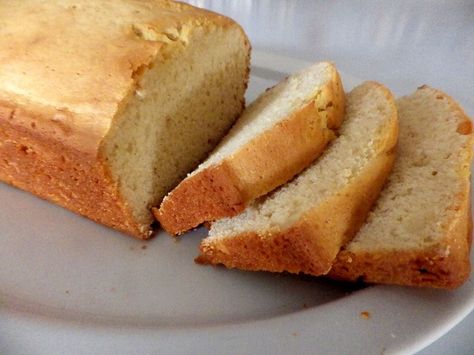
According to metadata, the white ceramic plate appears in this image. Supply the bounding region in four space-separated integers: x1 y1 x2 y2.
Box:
0 51 473 355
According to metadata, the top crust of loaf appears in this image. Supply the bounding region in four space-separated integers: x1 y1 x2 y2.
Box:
330 86 474 288
155 62 345 235
0 0 241 153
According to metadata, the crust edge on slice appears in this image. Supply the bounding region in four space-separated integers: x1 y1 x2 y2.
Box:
197 81 399 275
154 63 345 236
329 196 472 289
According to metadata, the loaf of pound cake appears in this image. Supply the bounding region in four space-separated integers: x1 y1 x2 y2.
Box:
0 0 250 238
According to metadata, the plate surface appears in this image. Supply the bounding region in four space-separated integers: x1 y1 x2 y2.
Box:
0 50 473 355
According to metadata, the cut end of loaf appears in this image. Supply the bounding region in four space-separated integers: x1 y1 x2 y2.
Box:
157 61 345 235
102 23 250 237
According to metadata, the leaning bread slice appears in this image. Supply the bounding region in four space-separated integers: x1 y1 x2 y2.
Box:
197 81 398 275
154 62 345 235
329 86 473 289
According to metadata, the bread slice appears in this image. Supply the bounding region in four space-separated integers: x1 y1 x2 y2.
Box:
0 0 250 238
197 81 399 275
154 62 345 235
329 86 473 289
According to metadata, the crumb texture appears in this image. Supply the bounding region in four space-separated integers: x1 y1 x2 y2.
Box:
209 82 396 239
198 62 336 170
103 25 248 231
346 86 473 253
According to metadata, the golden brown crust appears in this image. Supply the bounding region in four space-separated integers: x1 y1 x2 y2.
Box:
0 1 238 152
0 105 146 238
329 87 474 289
329 195 471 289
156 68 345 235
197 135 398 275
0 1 249 238
153 163 245 235
228 70 345 201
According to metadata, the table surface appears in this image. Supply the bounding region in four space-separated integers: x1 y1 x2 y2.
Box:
184 1 474 354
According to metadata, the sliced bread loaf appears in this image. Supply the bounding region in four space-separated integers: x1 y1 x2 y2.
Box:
0 0 250 238
329 86 473 289
197 81 398 275
155 62 345 235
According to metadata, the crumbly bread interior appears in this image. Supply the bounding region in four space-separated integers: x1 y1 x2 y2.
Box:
197 62 335 171
209 82 394 238
344 87 472 253
102 26 248 233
